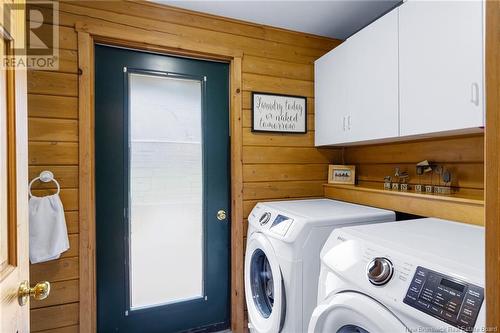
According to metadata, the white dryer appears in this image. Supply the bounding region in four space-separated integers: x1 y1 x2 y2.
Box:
245 199 395 333
309 218 485 333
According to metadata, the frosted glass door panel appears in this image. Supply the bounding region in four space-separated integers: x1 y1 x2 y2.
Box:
128 73 203 309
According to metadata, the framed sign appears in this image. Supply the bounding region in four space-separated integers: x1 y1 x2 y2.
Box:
252 92 307 133
328 165 356 185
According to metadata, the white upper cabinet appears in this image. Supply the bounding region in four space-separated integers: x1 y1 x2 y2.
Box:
315 1 484 146
315 42 351 146
315 9 399 146
345 9 399 143
399 0 484 136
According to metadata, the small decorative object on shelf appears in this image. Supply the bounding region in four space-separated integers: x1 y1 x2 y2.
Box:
383 176 392 190
435 186 452 195
392 167 401 191
328 165 356 185
434 168 452 195
391 167 410 192
416 160 434 194
443 169 452 184
382 162 456 196
416 160 433 174
399 171 410 192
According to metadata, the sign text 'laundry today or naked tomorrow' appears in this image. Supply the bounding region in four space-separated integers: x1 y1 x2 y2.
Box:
252 92 307 133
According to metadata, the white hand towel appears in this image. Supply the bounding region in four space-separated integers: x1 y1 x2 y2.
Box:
29 194 70 264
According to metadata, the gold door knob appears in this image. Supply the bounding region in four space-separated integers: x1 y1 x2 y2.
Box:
217 209 227 221
18 280 50 306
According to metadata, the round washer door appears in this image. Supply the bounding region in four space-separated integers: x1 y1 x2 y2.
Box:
245 233 285 333
308 292 409 333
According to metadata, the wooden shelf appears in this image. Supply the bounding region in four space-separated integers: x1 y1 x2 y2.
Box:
324 184 484 226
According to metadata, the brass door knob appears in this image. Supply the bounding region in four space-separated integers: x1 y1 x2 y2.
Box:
217 209 227 221
18 280 50 306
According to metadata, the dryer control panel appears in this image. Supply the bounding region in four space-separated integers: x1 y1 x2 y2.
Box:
403 266 484 333
248 205 295 238
269 214 293 236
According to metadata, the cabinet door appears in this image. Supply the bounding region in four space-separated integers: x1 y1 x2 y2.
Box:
399 1 484 136
347 9 399 143
315 43 350 146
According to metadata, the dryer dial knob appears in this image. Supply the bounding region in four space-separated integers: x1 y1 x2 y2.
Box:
367 257 394 286
259 212 271 225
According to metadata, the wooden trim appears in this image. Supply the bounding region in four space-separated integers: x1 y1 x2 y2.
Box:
485 1 500 329
230 56 245 333
77 25 245 333
78 31 96 333
6 33 17 269
324 184 484 226
0 27 18 276
74 21 243 59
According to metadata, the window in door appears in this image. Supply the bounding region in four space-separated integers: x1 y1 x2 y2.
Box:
127 72 204 309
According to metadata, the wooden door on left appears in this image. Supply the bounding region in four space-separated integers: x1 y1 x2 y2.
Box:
0 1 30 332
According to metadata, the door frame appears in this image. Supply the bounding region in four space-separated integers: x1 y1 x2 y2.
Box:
75 22 244 333
485 1 500 329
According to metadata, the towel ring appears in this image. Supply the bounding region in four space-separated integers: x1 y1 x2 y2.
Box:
29 171 60 197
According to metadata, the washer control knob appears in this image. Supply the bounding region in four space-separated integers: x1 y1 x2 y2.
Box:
367 257 394 286
259 212 271 225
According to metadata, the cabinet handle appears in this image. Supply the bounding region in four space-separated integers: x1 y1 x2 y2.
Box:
343 116 346 131
471 82 479 106
347 115 352 130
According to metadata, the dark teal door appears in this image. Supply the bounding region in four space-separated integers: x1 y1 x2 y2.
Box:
95 45 230 333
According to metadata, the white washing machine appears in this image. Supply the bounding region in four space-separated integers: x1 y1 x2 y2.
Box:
245 199 395 333
309 218 485 333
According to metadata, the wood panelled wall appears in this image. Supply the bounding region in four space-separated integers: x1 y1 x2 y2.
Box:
343 134 485 201
26 1 341 332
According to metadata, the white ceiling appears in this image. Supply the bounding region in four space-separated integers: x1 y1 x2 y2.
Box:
154 0 401 40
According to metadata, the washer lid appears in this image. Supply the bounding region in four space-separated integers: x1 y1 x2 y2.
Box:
245 233 285 333
309 292 409 333
260 199 395 223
